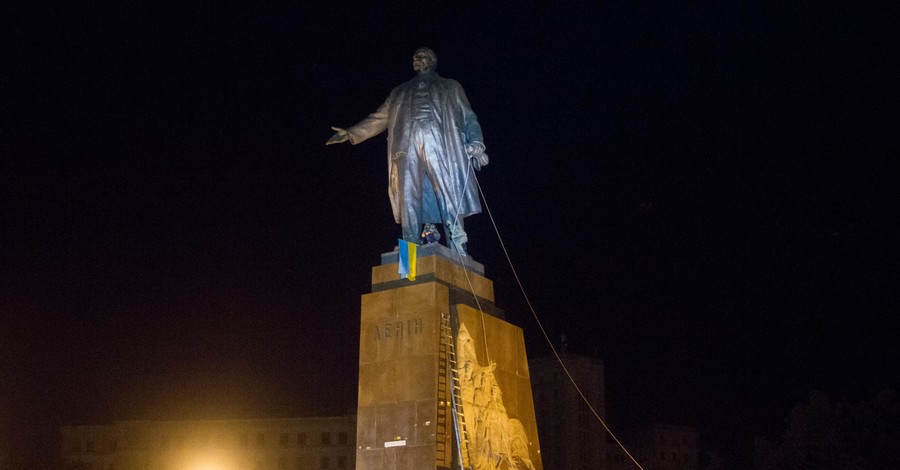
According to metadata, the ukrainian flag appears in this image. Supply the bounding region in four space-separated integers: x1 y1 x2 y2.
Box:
398 239 417 281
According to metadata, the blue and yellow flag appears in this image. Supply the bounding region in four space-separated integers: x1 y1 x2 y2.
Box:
398 239 417 281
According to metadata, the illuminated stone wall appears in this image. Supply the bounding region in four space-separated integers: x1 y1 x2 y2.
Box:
357 244 542 470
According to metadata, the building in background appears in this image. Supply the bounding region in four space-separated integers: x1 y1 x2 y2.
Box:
530 353 607 470
615 423 699 470
60 353 696 470
60 416 355 470
529 352 699 470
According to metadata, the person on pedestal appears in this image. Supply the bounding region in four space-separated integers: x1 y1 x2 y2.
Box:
326 47 489 256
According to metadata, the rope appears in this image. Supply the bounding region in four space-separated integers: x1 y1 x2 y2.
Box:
446 158 492 366
471 171 646 470
443 154 643 469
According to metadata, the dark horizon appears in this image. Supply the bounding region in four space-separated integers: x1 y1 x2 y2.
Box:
3 1 897 467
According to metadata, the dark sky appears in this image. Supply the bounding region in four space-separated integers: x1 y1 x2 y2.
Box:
3 0 898 465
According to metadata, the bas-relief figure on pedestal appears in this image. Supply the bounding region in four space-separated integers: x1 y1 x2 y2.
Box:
327 48 489 256
457 323 537 470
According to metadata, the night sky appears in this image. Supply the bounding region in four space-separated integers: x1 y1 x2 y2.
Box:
3 1 897 465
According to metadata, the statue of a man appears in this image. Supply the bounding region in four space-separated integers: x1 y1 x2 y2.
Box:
327 47 489 256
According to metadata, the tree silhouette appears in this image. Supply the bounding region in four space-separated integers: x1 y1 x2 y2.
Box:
754 390 900 470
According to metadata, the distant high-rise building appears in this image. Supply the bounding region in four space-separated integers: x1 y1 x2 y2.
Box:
530 353 607 470
529 352 699 470
617 423 699 470
60 416 355 470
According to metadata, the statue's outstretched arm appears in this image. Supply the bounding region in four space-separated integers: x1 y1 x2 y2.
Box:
325 126 350 145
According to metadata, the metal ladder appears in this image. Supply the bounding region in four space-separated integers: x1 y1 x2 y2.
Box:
438 312 472 469
436 315 452 466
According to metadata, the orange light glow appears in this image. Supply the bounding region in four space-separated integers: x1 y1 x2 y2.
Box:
186 453 228 470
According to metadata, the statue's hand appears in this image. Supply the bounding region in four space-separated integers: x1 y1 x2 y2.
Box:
466 142 489 170
326 126 350 145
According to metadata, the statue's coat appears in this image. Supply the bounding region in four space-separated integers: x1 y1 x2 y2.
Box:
346 73 484 226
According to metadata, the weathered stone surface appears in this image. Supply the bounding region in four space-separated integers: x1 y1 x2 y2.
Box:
356 253 542 470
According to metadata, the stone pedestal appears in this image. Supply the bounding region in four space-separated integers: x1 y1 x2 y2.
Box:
356 244 542 470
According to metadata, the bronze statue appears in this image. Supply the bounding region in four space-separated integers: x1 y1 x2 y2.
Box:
327 48 489 256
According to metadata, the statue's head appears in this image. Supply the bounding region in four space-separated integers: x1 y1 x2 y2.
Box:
412 47 437 74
